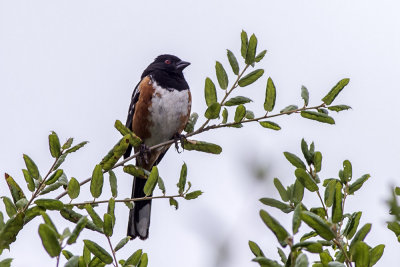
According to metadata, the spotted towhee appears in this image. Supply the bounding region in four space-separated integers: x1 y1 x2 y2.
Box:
124 55 191 239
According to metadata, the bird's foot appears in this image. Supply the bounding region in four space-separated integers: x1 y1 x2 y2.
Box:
173 133 186 153
139 144 151 165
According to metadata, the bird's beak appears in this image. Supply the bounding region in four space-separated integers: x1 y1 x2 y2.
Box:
176 60 191 70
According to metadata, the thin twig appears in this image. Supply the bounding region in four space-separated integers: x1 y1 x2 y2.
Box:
69 194 183 206
106 236 118 267
333 239 353 267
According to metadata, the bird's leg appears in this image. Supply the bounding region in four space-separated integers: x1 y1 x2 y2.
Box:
139 144 150 165
173 133 187 153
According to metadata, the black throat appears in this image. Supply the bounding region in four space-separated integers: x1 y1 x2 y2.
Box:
146 70 189 91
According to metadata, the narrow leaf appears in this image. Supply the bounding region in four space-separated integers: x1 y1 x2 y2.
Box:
259 209 290 247
293 203 302 234
177 163 187 194
224 96 252 106
284 152 306 169
255 50 267 62
185 190 203 200
90 165 104 198
35 199 64 210
38 224 61 257
260 198 292 213
314 151 322 173
45 169 64 185
349 174 370 194
322 78 350 105
259 121 281 131
240 30 248 59
103 213 113 237
234 105 246 123
65 141 89 154
264 77 276 111
273 178 289 202
245 34 257 64
48 131 61 158
227 49 239 75
83 240 113 264
215 61 228 89
23 154 40 180
301 86 309 106
184 112 199 134
4 173 25 203
370 244 385 266
68 177 80 200
238 69 264 87
222 108 228 124
343 160 352 181
204 78 217 107
67 216 88 245
0 212 24 250
332 182 343 223
143 166 158 196
248 241 264 257
115 236 131 252
124 249 142 266
169 197 178 210
183 140 222 154
301 111 335 124
22 169 35 192
328 105 352 112
300 211 335 240
204 102 221 119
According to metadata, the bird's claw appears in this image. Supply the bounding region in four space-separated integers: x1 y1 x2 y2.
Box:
173 133 186 153
139 144 150 165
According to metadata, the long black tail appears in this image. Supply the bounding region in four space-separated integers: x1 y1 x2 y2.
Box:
127 177 152 239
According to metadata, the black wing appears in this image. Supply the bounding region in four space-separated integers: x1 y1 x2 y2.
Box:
124 81 141 159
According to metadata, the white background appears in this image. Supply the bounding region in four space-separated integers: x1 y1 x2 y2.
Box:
1 0 400 266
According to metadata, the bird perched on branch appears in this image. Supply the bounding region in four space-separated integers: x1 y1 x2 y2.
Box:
124 54 191 239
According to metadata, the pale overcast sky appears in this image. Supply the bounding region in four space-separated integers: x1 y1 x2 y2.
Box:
1 1 400 266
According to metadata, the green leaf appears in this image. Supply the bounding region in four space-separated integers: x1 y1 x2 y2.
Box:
53 154 67 170
0 258 13 267
234 105 246 123
2 197 17 217
204 102 221 119
184 112 199 134
64 256 79 267
88 257 106 267
124 249 142 266
138 253 148 267
41 212 59 237
300 231 317 242
224 96 252 106
227 49 239 75
280 105 298 113
103 213 113 237
295 253 309 267
83 240 113 264
293 203 302 234
343 160 352 182
185 190 203 200
277 247 287 264
60 208 103 233
238 69 264 87
90 165 104 198
259 121 281 131
123 165 149 179
107 198 115 225
314 152 322 173
23 154 40 180
183 140 222 154
0 212 24 250
301 111 335 124
67 216 88 245
124 199 134 210
255 50 267 62
169 197 179 210
45 169 64 185
259 209 290 247
108 170 118 198
245 110 254 119
177 163 187 195
240 30 248 59
144 166 158 196
327 262 346 267
100 135 131 171
65 141 89 154
215 61 228 90
204 78 217 107
84 204 103 228
292 179 305 203
35 199 64 210
301 86 309 106
157 176 166 195
38 224 61 257
352 241 370 267
24 206 44 224
22 169 35 192
62 250 73 260
322 78 350 105
343 211 362 239
260 198 292 213
324 180 336 208
245 34 257 64
369 244 385 266
301 139 313 165
62 138 74 150
68 177 80 200
350 223 371 248
273 178 289 202
284 152 306 169
300 211 335 240
349 174 370 194
222 108 228 124
248 240 264 257
115 236 131 252
15 198 28 210
264 77 276 112
48 131 61 158
328 105 352 112
292 241 323 253
252 256 281 266
4 173 25 203
332 182 343 223
114 120 142 147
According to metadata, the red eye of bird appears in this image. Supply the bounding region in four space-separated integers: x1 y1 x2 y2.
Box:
165 59 171 64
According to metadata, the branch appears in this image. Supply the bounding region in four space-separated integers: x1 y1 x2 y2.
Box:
68 194 183 206
106 236 118 267
55 102 326 200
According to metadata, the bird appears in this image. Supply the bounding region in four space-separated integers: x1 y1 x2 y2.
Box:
124 54 191 239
